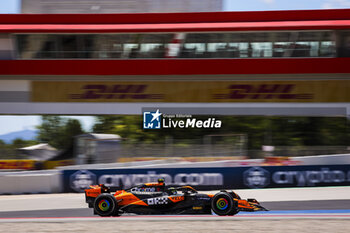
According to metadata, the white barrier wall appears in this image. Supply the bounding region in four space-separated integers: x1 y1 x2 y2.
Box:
293 154 350 165
0 171 61 195
0 153 349 195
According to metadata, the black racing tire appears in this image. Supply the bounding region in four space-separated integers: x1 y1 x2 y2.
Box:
93 193 117 217
211 192 239 216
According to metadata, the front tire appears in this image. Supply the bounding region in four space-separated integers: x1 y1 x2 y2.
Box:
93 193 117 217
211 192 239 216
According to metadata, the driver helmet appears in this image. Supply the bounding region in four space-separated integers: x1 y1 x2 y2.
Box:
158 178 165 185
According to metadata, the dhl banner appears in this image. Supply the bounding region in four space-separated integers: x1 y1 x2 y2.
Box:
0 160 35 170
31 80 350 103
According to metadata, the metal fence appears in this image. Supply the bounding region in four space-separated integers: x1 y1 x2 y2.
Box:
119 135 247 158
266 146 350 157
119 143 350 159
120 143 245 157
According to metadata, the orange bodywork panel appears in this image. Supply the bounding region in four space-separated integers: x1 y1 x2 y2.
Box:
115 192 148 206
168 196 185 203
128 199 149 206
144 182 164 186
237 199 255 210
85 186 101 198
114 190 124 196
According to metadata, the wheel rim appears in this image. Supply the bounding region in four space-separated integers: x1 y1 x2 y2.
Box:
216 197 229 210
98 199 110 212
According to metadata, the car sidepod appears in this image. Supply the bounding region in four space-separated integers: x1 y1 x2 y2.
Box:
119 193 212 215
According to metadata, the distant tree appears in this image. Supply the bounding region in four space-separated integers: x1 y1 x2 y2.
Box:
91 115 350 151
12 138 37 149
93 116 120 133
0 139 5 146
92 115 163 143
37 116 63 147
37 116 84 150
56 119 84 149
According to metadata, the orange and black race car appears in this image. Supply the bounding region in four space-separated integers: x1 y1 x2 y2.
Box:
85 179 268 216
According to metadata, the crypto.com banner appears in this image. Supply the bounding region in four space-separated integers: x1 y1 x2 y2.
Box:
63 165 350 192
32 80 350 103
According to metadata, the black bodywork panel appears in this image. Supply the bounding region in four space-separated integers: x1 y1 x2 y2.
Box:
121 192 212 215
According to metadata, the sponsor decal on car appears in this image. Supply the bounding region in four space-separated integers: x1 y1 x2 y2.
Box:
147 197 168 205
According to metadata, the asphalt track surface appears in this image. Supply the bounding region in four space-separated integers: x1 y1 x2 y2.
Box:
1 200 350 219
1 190 350 232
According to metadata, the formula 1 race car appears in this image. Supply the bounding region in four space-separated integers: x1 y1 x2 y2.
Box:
85 179 268 217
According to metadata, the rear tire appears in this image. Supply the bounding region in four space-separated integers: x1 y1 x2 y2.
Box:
211 192 239 216
93 193 117 217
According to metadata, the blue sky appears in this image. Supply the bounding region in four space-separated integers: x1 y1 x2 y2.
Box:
224 0 350 11
0 116 95 135
0 0 19 13
0 0 350 135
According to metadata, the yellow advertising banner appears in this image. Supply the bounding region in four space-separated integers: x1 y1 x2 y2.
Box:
31 80 350 103
43 160 74 169
0 160 35 170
